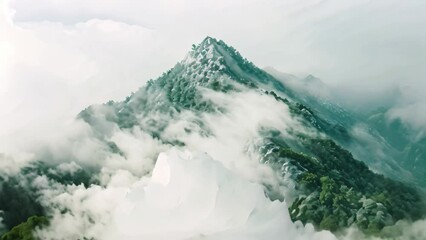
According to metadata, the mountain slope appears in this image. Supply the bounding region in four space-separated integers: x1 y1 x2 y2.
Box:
366 108 426 186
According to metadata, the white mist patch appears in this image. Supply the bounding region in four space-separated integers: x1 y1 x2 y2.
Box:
103 148 336 240
0 216 5 235
161 89 312 192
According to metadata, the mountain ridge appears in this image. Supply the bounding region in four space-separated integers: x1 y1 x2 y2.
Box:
76 37 426 235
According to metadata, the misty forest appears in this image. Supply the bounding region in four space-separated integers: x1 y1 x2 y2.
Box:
1 1 426 240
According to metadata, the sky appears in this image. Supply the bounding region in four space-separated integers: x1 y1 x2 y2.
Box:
1 0 426 142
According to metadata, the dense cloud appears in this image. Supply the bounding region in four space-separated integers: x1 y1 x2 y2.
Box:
36 149 336 240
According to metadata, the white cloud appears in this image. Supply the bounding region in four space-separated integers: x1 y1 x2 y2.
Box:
102 148 336 240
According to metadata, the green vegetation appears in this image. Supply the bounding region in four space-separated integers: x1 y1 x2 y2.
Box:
0 177 44 231
1 216 48 240
262 136 425 235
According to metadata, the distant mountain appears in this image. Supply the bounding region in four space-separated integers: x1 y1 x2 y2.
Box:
266 67 426 188
264 67 331 100
366 107 426 186
1 37 425 239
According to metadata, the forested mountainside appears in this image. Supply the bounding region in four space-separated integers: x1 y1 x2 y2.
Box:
78 37 426 235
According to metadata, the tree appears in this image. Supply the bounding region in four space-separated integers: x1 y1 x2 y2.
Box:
319 176 337 206
1 216 48 240
319 214 339 232
300 173 320 190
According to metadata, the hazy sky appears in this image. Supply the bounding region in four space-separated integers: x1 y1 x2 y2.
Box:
1 0 426 139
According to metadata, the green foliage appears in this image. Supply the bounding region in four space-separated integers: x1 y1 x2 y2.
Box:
365 219 385 235
1 216 48 240
0 178 44 231
319 177 337 207
299 173 320 190
319 215 339 232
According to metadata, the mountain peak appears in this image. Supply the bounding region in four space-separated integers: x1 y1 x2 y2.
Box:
193 36 220 53
182 36 223 66
183 36 251 70
178 36 288 92
201 36 218 46
188 36 220 53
